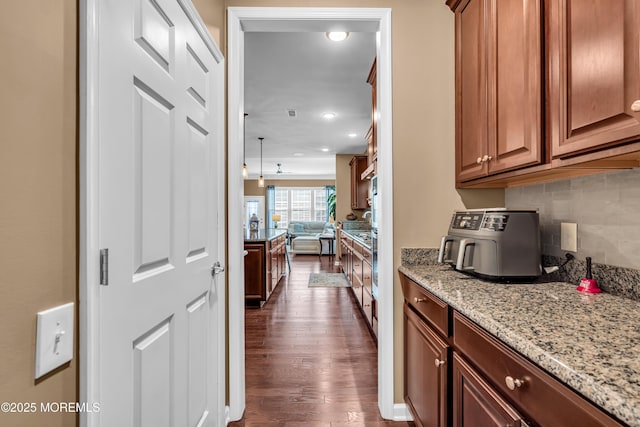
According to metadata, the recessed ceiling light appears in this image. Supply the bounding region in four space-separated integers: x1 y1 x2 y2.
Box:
326 32 349 42
321 148 330 152
323 112 336 119
348 133 357 138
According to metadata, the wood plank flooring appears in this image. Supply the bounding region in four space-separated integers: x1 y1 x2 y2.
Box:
229 253 415 427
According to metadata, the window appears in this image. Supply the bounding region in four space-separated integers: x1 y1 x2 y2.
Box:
274 187 329 229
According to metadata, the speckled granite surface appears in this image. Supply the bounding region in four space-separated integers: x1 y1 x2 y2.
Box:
243 228 287 242
399 259 640 426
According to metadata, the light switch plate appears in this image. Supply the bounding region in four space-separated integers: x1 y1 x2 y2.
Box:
561 222 578 252
35 302 74 379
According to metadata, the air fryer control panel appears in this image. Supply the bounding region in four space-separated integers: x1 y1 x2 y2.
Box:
450 212 509 232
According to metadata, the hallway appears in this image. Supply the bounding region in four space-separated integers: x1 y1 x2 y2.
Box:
229 254 415 426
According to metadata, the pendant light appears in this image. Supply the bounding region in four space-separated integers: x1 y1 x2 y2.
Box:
242 113 248 179
258 137 265 187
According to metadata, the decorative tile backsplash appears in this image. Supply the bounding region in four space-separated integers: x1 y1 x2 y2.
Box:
505 168 640 270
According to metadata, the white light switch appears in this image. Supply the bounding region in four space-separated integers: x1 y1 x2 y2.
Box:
35 302 74 379
561 222 578 252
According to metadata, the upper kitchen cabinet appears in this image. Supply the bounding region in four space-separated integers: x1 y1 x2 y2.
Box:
350 155 369 210
547 0 640 158
453 0 543 183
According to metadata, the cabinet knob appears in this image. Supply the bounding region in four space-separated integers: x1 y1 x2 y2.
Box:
482 154 492 162
434 358 445 367
414 297 426 303
505 376 524 390
476 157 483 164
632 100 640 112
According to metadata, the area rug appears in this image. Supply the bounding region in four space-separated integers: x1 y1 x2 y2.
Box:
308 273 351 288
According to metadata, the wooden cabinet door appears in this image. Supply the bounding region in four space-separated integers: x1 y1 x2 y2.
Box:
456 0 489 182
452 353 525 427
244 243 265 301
404 304 449 427
486 0 542 174
349 155 369 209
548 0 640 158
455 0 542 182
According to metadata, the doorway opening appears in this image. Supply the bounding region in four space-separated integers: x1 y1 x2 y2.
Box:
227 7 399 422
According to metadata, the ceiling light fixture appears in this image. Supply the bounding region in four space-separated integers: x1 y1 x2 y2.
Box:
321 148 330 152
258 137 265 188
326 31 349 42
242 113 248 179
276 163 283 174
323 112 336 119
348 133 357 138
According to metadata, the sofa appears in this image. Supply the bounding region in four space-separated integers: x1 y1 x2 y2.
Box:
287 221 333 241
288 221 335 255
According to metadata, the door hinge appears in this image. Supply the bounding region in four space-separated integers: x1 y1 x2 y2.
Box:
100 248 109 286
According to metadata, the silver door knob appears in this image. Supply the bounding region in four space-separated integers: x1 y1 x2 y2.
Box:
211 261 225 277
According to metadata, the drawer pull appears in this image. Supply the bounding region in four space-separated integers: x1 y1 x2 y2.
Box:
434 358 445 367
414 297 426 303
505 376 524 390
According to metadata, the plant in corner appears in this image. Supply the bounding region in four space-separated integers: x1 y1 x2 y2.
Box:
327 191 336 222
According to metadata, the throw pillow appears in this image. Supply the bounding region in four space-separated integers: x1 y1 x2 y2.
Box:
292 223 305 233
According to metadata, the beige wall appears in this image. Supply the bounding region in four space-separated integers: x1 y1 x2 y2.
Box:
0 1 78 426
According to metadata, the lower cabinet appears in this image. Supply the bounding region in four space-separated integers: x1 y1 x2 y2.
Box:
245 234 286 306
340 230 376 340
404 304 448 427
400 273 624 427
452 353 525 427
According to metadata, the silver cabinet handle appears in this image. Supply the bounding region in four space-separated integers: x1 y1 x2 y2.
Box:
505 376 524 390
476 157 483 164
434 358 445 367
631 100 640 112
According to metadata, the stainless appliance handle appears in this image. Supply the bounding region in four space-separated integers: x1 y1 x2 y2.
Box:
438 236 454 263
456 238 476 271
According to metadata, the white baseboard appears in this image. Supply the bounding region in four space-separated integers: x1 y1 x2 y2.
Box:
393 403 414 421
224 406 230 425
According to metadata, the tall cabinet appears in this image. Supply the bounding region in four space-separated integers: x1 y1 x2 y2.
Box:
453 0 542 183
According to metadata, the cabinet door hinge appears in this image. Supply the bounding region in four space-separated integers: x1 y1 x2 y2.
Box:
100 248 109 286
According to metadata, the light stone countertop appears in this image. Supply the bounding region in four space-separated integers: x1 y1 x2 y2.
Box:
399 263 640 426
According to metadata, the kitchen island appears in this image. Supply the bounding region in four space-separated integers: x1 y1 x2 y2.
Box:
399 254 640 426
244 229 287 307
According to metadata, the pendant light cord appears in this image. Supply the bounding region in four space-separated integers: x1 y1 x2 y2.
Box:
259 137 264 176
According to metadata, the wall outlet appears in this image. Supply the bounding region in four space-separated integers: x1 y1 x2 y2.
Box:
561 222 578 252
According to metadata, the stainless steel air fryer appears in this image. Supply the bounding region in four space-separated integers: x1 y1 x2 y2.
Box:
438 209 541 280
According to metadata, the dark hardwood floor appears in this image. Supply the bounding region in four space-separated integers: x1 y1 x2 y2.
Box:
229 253 415 427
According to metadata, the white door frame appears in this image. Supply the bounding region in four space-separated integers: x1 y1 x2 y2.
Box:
227 7 406 421
79 1 226 425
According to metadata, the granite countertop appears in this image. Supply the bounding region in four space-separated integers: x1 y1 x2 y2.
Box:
399 262 640 426
243 228 287 242
340 229 373 251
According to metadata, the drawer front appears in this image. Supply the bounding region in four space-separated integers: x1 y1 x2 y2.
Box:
400 274 450 337
453 312 623 427
362 286 373 325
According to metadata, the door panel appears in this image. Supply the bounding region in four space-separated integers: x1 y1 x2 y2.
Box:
133 318 173 427
132 79 174 276
96 0 223 425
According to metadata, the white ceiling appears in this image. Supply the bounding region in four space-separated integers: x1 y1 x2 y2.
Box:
243 31 376 180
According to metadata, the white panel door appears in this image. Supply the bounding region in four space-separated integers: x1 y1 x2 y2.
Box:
96 0 224 425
